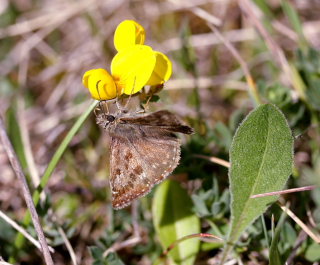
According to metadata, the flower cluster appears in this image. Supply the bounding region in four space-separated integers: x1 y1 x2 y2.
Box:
82 20 172 100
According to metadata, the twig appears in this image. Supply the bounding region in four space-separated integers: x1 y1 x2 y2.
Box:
272 21 298 42
103 202 142 257
57 227 78 265
191 7 221 26
0 117 54 265
195 154 230 168
278 202 320 243
161 233 223 257
251 185 316 198
0 0 100 38
0 26 57 77
166 78 248 91
307 205 317 228
50 209 77 264
161 28 256 52
285 230 308 265
103 236 141 257
166 0 221 26
0 210 54 253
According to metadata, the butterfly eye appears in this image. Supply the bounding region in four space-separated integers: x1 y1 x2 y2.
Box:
106 115 115 122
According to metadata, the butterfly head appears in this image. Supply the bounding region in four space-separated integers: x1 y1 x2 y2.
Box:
96 113 117 129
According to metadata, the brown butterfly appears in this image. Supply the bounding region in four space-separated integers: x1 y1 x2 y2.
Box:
96 108 193 209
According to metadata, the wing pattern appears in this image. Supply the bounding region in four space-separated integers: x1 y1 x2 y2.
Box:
109 125 181 209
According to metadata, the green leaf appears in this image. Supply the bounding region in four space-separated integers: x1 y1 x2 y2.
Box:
152 180 200 265
89 246 104 261
305 242 320 262
105 252 125 265
89 247 125 265
222 104 293 261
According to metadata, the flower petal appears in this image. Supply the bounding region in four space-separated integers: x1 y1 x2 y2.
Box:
114 20 146 52
146 51 172 86
111 45 156 95
82 69 119 100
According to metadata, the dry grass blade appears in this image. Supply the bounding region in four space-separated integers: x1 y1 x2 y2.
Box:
195 154 230 168
0 210 54 253
0 0 100 38
278 202 320 243
103 201 142 257
103 236 142 257
57 227 78 265
238 0 294 89
285 231 308 265
207 23 262 106
161 28 256 52
251 185 317 198
161 233 223 257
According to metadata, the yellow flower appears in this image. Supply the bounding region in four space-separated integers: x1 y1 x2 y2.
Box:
83 20 172 100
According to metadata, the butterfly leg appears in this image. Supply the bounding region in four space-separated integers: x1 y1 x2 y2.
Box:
141 84 163 111
135 108 146 115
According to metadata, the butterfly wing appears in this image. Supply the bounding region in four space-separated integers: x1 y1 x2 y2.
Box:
120 110 194 134
109 124 181 209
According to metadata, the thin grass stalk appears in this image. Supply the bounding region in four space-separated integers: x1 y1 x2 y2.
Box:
12 100 98 253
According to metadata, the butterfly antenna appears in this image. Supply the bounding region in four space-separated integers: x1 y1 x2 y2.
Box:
115 82 124 112
123 76 136 111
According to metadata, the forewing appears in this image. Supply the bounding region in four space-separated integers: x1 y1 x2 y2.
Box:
120 110 193 134
109 126 181 209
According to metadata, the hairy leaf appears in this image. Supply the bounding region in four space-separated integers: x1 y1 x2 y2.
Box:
222 104 293 261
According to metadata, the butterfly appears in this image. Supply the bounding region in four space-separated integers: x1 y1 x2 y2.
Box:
96 108 193 209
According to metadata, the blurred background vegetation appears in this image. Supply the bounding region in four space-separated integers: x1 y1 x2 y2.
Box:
0 0 320 264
